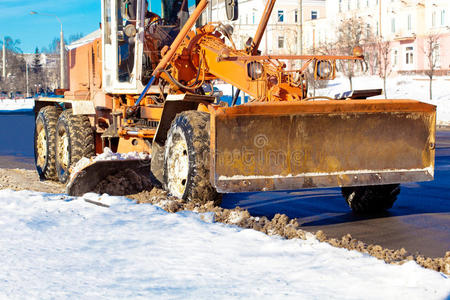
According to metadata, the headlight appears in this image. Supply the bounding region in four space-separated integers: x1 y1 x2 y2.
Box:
247 61 264 80
315 60 333 79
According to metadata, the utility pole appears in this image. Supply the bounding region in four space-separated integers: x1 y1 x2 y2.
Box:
2 37 6 80
26 62 29 97
298 0 303 55
30 11 65 89
60 23 65 89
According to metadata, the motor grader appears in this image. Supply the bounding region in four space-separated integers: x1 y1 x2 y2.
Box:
33 0 436 213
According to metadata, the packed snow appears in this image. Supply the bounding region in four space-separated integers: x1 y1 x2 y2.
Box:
0 189 448 299
70 147 150 181
0 99 34 112
216 75 450 125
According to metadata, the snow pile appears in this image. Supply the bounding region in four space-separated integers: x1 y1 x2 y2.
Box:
0 189 448 299
0 99 34 112
316 76 450 125
70 147 150 181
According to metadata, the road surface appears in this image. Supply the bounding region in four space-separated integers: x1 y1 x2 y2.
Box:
1 112 449 258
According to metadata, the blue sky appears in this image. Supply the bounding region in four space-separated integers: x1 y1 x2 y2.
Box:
0 0 162 53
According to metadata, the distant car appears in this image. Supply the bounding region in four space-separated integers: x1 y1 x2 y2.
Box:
0 92 7 100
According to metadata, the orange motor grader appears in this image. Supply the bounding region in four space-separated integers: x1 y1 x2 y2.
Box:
33 0 435 213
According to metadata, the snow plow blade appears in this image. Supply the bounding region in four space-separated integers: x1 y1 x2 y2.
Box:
66 160 150 196
210 100 436 193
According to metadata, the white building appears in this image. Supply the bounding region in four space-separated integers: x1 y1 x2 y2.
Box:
198 0 326 56
325 0 450 75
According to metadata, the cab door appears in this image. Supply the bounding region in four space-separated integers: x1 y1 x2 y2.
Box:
101 0 146 94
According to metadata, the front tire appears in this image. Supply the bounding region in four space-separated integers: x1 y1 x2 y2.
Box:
164 111 221 205
341 184 400 214
34 106 61 180
56 109 95 183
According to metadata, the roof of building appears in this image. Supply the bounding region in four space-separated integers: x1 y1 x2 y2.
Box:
67 29 102 50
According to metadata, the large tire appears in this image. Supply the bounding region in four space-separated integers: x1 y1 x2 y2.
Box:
34 106 61 180
341 184 400 214
150 141 165 187
164 111 221 205
56 109 95 183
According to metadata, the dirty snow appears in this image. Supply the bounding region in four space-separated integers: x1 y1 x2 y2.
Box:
70 147 150 181
0 189 448 299
0 99 34 112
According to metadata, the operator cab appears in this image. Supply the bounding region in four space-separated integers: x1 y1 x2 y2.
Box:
101 0 187 94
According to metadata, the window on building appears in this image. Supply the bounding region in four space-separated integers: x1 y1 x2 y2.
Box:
432 11 436 27
366 24 371 38
339 0 342 12
392 49 398 66
366 0 369 7
278 36 284 49
441 10 446 26
432 44 441 68
246 14 248 24
278 10 284 22
252 12 255 24
391 18 396 33
348 0 350 10
407 14 412 31
311 10 317 20
405 46 414 65
357 0 360 9
295 10 298 23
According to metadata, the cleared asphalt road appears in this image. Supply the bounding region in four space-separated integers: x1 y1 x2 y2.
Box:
1 112 449 258
223 130 450 258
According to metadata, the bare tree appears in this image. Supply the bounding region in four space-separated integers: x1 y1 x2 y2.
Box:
0 37 27 95
424 33 440 100
335 17 375 90
376 38 391 99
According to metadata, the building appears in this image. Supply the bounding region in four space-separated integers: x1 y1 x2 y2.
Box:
327 0 450 75
198 0 326 58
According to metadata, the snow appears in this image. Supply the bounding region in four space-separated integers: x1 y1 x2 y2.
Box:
0 189 448 299
69 147 150 181
218 166 434 181
0 99 34 112
315 76 450 126
215 75 450 125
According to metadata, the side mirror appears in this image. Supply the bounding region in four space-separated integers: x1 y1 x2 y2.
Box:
225 0 238 21
314 60 336 80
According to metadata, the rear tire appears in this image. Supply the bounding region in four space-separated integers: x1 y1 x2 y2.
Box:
56 109 95 183
341 184 400 214
164 111 221 205
34 106 61 180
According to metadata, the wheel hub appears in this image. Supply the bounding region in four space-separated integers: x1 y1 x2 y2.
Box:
58 130 69 170
36 125 47 167
167 132 189 199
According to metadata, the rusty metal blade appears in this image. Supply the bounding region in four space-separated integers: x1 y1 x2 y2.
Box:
66 160 150 196
210 100 436 193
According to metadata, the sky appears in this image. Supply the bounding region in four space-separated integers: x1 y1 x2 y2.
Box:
0 0 163 54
